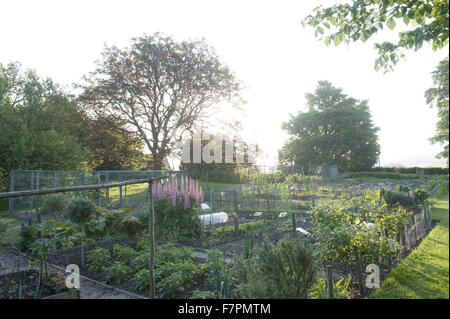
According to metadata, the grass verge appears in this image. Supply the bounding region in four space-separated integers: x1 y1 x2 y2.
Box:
371 192 449 299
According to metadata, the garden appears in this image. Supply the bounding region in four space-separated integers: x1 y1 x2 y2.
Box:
1 169 447 299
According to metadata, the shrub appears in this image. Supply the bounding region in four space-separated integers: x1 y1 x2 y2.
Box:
18 219 80 251
104 261 132 284
413 189 431 205
396 185 411 193
156 261 198 298
154 198 203 239
67 198 96 224
40 194 71 218
238 236 318 298
119 215 145 236
112 244 138 265
87 247 111 271
381 189 415 208
135 259 199 298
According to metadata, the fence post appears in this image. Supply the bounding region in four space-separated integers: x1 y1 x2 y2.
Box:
97 172 101 208
105 173 110 201
30 172 34 213
355 248 365 296
119 173 123 208
327 265 334 299
234 191 239 233
36 172 40 220
148 181 155 299
8 170 14 217
81 171 86 198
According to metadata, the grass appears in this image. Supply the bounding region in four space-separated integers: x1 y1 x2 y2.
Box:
371 191 449 299
0 212 22 247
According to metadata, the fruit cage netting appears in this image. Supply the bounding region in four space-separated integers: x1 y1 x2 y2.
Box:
7 169 177 220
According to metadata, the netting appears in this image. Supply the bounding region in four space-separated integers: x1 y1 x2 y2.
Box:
8 170 175 220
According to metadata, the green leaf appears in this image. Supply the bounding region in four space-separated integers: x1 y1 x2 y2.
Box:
333 34 343 46
403 16 410 25
387 18 396 30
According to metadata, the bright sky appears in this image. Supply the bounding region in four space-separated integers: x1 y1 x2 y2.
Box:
1 0 448 167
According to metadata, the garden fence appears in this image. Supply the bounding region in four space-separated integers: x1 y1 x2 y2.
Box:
7 169 180 221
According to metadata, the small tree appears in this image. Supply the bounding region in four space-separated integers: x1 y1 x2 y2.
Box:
240 235 318 298
67 198 96 266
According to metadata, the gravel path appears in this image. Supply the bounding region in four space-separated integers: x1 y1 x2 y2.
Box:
0 249 144 299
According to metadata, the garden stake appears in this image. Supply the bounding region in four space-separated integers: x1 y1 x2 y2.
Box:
327 266 334 299
355 248 364 296
148 181 155 299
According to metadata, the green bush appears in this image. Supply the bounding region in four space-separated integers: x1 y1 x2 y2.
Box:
104 261 132 284
413 189 431 205
87 247 111 271
396 185 411 193
67 198 96 224
153 198 203 239
381 189 415 208
112 244 138 265
156 261 199 298
40 194 71 218
237 236 318 298
18 219 80 251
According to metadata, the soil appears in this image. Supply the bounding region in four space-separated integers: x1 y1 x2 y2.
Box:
0 269 65 299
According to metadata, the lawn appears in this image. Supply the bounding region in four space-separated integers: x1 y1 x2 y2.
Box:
371 192 449 299
0 211 22 247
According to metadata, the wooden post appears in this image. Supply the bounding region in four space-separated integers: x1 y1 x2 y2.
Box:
81 171 86 198
148 181 155 299
8 170 14 217
36 172 40 208
119 173 123 208
292 212 296 234
97 172 101 207
327 265 334 299
234 191 239 233
105 173 110 201
30 172 34 213
355 249 364 296
54 171 58 188
81 224 85 267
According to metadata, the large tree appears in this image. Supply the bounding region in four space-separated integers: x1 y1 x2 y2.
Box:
280 81 380 172
0 62 90 173
82 115 148 170
302 0 449 72
425 56 449 166
79 33 243 169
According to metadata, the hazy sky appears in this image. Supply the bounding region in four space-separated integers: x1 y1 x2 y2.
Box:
1 0 448 167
